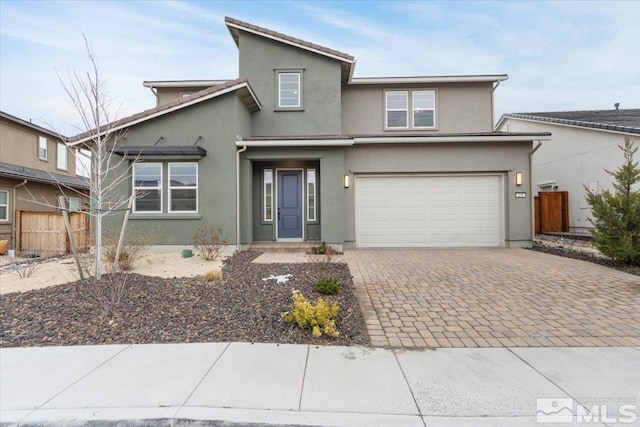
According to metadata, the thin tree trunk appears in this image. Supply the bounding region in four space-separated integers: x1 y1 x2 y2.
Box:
114 195 134 269
62 210 85 281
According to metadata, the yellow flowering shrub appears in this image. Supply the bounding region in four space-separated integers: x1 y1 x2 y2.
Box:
282 290 340 338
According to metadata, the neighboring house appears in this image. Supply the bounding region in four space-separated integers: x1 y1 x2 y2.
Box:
0 111 89 250
496 109 640 234
71 17 549 250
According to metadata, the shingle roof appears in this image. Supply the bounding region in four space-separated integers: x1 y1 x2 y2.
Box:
0 162 89 189
0 111 65 140
70 78 260 144
225 16 355 82
503 109 640 135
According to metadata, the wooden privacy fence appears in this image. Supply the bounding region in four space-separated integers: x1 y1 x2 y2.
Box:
534 191 569 234
18 211 89 257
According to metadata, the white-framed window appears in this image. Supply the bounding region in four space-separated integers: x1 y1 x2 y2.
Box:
278 72 301 108
38 136 48 160
0 190 8 221
56 142 68 170
307 169 316 222
385 89 436 129
169 162 198 213
413 90 436 128
385 91 408 128
59 196 82 212
264 169 273 221
133 163 162 213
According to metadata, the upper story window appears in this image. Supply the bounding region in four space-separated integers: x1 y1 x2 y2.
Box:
133 163 162 213
385 89 436 130
56 142 68 170
278 71 302 109
0 190 8 221
38 136 48 160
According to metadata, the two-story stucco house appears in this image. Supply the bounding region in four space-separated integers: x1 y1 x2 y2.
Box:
72 17 550 250
497 109 640 235
0 111 89 250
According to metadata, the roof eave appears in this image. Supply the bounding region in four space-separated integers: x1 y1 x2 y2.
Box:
348 75 509 85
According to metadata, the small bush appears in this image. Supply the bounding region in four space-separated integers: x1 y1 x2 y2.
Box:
193 225 228 261
204 268 223 282
282 290 339 338
103 226 153 271
311 241 329 255
315 277 340 295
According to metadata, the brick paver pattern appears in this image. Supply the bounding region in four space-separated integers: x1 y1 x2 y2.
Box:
345 249 640 349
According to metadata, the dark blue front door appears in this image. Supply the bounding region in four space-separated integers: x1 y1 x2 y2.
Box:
278 170 303 239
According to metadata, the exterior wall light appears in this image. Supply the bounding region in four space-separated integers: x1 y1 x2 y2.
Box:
516 172 523 186
344 174 350 188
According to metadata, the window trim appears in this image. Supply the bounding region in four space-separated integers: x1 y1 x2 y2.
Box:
56 142 68 171
38 136 48 161
133 162 163 214
412 90 436 129
384 89 437 130
0 190 9 222
264 168 273 222
277 70 303 110
307 168 316 222
385 90 409 129
168 162 198 213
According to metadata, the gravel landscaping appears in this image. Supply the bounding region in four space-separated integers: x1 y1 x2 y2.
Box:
529 235 640 276
0 252 370 348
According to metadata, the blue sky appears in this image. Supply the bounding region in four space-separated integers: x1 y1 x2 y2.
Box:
1 0 639 135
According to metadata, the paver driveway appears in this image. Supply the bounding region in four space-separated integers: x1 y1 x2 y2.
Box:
345 248 640 348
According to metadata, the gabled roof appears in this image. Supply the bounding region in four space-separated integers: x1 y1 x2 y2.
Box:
500 109 640 135
0 162 89 189
142 80 231 89
0 111 64 140
225 16 355 83
70 78 261 144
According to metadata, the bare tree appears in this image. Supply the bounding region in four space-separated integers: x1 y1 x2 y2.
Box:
58 35 134 280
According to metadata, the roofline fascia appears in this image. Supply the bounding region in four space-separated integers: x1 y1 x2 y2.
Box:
71 82 261 145
348 75 509 85
225 21 355 65
235 139 355 147
234 134 551 147
353 134 551 144
499 115 640 137
143 80 230 88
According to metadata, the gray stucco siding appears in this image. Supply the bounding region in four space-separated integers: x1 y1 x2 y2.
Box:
238 32 342 136
103 93 249 245
343 141 533 247
341 82 494 135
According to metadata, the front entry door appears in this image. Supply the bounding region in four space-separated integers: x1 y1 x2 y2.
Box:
277 170 303 239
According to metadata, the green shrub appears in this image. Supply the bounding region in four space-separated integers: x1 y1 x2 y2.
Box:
315 277 340 295
282 290 339 338
311 241 328 254
585 138 640 265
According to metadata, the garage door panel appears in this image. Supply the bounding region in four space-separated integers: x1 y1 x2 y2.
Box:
356 175 501 248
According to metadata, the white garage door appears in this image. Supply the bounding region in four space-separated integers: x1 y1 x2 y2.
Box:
356 175 502 248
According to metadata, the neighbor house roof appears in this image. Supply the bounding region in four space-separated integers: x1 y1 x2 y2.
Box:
499 109 640 135
70 78 261 145
225 16 355 83
0 162 89 189
142 80 231 89
0 111 64 140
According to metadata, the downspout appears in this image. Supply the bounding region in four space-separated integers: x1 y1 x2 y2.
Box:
148 86 159 106
529 141 543 241
236 144 248 252
11 179 28 250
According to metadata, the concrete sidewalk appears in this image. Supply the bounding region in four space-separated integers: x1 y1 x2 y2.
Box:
1 343 638 426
